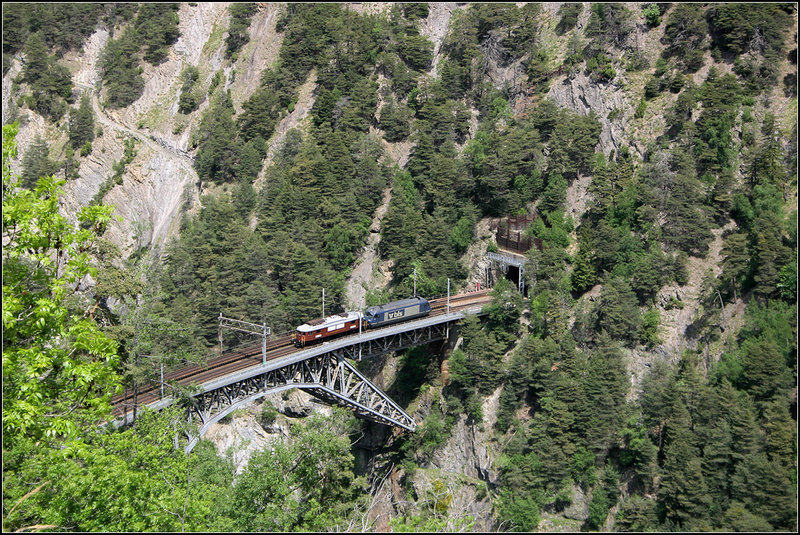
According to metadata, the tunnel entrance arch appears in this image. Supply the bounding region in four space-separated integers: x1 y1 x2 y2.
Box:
487 251 528 296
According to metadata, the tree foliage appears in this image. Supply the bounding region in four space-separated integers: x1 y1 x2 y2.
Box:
100 30 145 109
68 94 95 151
3 123 121 447
5 5 798 533
226 3 258 59
19 33 73 121
100 4 180 108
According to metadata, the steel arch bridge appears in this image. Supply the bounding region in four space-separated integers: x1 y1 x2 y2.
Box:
115 300 488 452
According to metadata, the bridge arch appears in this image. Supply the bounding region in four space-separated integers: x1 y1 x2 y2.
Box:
183 354 418 453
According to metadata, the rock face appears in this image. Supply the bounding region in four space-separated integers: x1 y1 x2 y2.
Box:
547 70 634 158
345 187 393 310
2 2 273 258
204 390 333 475
419 2 459 78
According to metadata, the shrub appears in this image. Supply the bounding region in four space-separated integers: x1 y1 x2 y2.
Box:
260 401 278 427
226 3 258 58
178 66 201 114
634 98 647 119
403 3 429 21
586 53 616 83
642 4 661 27
208 70 223 95
644 77 661 99
640 307 662 347
669 72 685 93
398 34 434 71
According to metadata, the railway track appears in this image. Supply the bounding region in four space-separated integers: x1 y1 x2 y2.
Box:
111 290 493 418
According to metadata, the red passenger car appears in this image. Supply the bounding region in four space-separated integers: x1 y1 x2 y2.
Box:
291 311 362 347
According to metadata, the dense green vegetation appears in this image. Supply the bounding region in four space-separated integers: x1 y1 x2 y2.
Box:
68 94 95 152
18 33 73 121
2 3 137 74
100 4 180 108
225 3 259 59
20 134 60 189
4 125 368 533
3 124 120 445
3 3 796 533
177 65 201 114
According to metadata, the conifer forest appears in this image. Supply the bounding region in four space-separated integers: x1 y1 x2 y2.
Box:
2 3 797 532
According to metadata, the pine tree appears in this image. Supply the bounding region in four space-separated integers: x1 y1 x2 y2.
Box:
663 148 714 257
740 337 792 402
178 65 200 114
68 94 95 150
425 141 466 211
101 30 144 109
730 452 797 530
21 135 59 188
406 127 435 181
658 397 713 528
597 276 641 344
135 3 180 66
583 333 629 460
458 315 504 394
571 245 597 294
225 3 258 58
760 400 796 467
615 495 658 532
21 32 49 86
539 172 568 215
195 91 240 183
529 420 572 491
630 247 667 303
720 232 750 300
721 502 774 532
699 416 734 515
710 169 736 222
749 113 788 188
751 211 792 298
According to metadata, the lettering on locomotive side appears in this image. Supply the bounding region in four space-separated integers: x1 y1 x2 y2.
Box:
387 309 405 320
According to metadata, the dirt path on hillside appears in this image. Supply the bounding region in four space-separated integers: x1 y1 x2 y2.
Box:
69 80 201 250
75 83 198 178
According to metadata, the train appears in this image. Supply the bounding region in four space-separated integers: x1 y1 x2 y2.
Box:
292 297 432 347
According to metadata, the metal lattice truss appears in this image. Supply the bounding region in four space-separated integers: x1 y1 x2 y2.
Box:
183 351 424 452
327 321 449 361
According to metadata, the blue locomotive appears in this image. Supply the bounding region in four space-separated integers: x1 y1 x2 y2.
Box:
363 297 431 328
